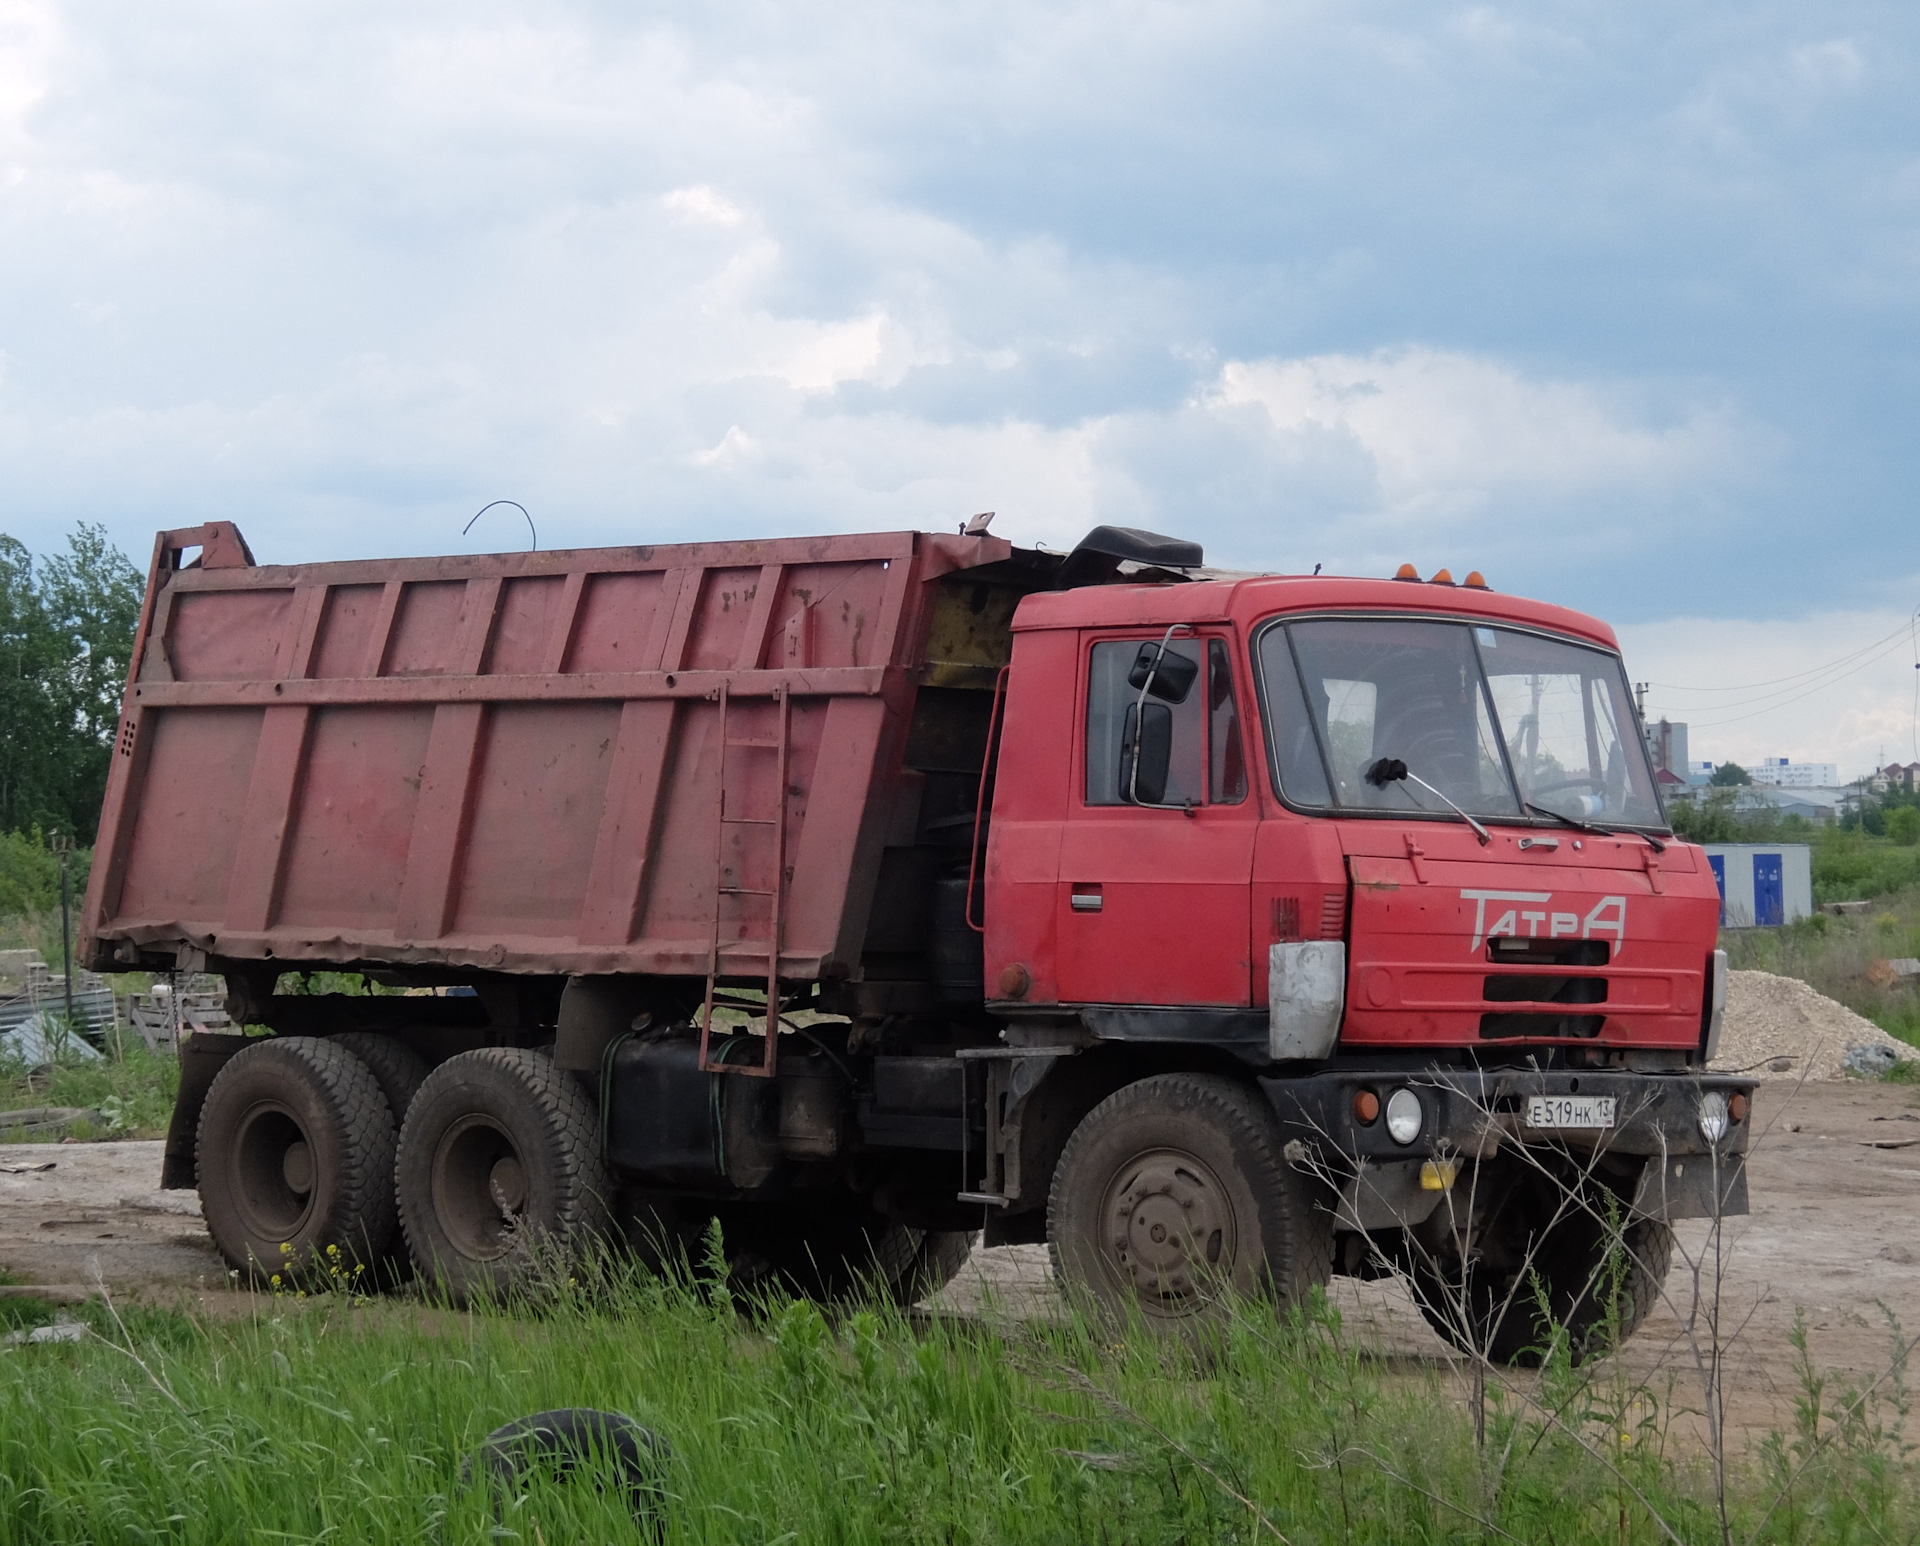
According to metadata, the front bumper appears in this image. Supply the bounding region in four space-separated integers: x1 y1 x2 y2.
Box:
1259 1066 1756 1225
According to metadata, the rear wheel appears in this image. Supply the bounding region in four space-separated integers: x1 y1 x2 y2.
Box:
1048 1073 1332 1332
330 1033 429 1128
196 1036 397 1283
396 1047 610 1302
330 1033 430 1284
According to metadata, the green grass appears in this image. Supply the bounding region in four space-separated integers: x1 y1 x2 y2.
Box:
0 1256 1915 1544
1723 886 1920 1049
0 1036 179 1141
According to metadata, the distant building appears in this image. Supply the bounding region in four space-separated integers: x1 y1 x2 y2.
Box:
1870 762 1920 794
1702 844 1813 927
1748 757 1839 788
1645 719 1690 780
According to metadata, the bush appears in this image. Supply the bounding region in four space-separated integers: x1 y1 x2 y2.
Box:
0 832 88 918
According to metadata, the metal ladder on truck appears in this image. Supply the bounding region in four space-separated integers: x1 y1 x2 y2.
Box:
698 682 790 1078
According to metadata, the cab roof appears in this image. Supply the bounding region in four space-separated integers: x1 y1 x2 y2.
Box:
1010 573 1622 653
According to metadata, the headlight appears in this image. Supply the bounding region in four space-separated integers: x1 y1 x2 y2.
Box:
1385 1088 1423 1146
1699 1091 1730 1145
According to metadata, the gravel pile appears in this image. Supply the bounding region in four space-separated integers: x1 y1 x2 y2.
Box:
1709 970 1920 1082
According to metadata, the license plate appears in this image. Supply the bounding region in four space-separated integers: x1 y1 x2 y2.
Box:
1524 1095 1618 1130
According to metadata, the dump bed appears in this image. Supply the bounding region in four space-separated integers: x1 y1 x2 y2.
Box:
82 522 1015 984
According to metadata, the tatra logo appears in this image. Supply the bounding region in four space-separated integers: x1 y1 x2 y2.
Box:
1462 889 1628 956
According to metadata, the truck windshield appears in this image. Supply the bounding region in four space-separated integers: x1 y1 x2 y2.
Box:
1257 617 1666 829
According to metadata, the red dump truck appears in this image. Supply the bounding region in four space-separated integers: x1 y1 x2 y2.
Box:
84 519 1750 1359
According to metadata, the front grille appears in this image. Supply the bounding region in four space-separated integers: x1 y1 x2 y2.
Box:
1483 974 1607 1005
1486 937 1608 966
1480 1012 1606 1039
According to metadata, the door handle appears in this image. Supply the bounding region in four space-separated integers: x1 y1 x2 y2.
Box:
1070 885 1103 913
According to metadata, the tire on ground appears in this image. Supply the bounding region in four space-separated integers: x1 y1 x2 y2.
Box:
1412 1188 1674 1368
328 1032 431 1286
1047 1072 1333 1332
396 1047 610 1302
196 1035 398 1283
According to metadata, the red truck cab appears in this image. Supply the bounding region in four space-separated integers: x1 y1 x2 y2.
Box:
985 572 1720 1054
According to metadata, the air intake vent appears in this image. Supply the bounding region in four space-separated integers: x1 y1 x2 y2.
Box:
1483 975 1607 1006
1480 1012 1605 1040
1319 892 1346 939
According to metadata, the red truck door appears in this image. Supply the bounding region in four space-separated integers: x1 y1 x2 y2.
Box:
1055 632 1257 1005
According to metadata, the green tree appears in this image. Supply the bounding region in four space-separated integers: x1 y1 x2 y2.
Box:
1709 761 1752 786
1888 806 1920 847
0 525 144 841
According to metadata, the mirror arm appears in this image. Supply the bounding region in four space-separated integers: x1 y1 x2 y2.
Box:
1127 623 1194 808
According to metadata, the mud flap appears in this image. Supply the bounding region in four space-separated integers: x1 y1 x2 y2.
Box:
1631 1151 1748 1221
159 1034 253 1189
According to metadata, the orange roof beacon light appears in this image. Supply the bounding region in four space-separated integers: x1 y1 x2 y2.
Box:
1463 570 1490 589
1429 568 1455 585
1393 563 1420 581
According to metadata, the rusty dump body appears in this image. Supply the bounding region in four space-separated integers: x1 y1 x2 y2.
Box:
82 520 1025 992
89 519 1756 1342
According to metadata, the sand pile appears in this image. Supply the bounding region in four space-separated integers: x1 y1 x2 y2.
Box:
1709 970 1920 1081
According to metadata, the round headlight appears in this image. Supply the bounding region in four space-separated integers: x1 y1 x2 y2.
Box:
1699 1091 1730 1145
1385 1087 1423 1146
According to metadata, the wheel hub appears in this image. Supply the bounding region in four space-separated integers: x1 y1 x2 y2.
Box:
432 1115 525 1262
488 1156 527 1213
281 1141 313 1194
229 1101 317 1243
1103 1148 1234 1307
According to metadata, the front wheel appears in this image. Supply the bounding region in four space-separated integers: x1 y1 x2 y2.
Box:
1411 1173 1674 1366
1047 1073 1331 1332
396 1047 610 1302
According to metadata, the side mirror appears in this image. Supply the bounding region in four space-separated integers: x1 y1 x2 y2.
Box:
1128 643 1199 704
1120 702 1174 805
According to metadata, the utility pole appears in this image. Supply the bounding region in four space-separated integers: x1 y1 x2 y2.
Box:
51 834 74 1035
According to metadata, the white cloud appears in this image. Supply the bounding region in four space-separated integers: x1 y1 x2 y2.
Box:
661 184 744 227
1209 348 1736 525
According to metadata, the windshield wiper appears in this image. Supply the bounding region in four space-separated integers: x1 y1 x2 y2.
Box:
1365 758 1491 846
1524 800 1667 853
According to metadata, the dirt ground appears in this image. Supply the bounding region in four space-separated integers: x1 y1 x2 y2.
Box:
5 1077 1916 1446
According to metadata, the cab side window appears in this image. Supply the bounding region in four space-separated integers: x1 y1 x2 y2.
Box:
1086 637 1246 807
1208 639 1247 805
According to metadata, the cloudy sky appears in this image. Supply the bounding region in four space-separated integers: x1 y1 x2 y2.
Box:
3 2 1916 774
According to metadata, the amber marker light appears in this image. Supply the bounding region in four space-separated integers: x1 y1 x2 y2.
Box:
1354 1089 1380 1124
1463 571 1490 589
1429 568 1455 585
1728 1093 1749 1124
1393 563 1420 580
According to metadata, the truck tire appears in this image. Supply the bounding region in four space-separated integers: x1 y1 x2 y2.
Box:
1048 1073 1332 1331
396 1047 610 1302
330 1033 430 1128
329 1033 431 1285
1411 1188 1674 1367
196 1036 398 1283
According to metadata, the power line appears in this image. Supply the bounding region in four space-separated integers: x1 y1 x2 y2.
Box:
1682 627 1918 730
1646 615 1914 696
